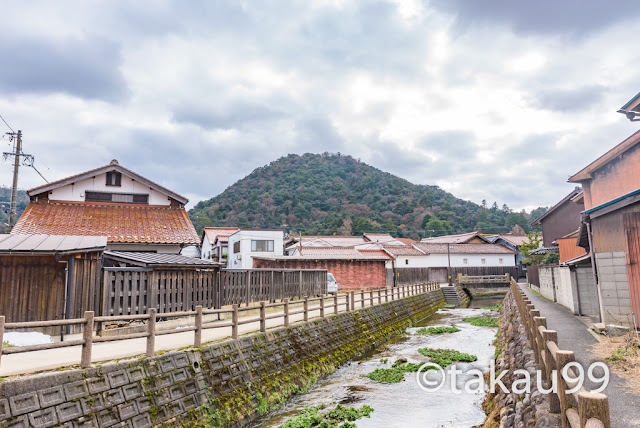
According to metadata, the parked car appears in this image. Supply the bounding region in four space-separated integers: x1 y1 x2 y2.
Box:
327 272 339 294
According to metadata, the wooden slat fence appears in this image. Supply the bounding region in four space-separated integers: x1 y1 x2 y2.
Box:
102 268 328 317
388 266 519 286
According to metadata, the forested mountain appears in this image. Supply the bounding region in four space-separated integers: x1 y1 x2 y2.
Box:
189 153 546 239
0 186 29 233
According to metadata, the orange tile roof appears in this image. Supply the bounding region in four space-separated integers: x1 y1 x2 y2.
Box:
12 201 199 244
203 227 240 244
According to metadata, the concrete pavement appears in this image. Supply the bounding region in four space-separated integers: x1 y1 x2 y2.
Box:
518 282 640 428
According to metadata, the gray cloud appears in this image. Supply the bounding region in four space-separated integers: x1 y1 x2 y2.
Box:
531 86 607 112
428 0 639 36
172 101 285 130
0 36 127 101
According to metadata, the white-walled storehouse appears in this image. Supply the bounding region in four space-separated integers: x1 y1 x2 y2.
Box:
382 243 517 268
227 229 284 269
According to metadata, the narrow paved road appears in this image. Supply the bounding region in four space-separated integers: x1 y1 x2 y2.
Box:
518 282 640 428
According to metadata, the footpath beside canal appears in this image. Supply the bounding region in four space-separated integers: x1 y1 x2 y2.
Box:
0 290 444 427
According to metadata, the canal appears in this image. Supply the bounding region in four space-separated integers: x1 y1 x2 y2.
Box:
254 298 502 428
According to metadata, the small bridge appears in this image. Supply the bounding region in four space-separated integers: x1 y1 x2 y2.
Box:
456 273 511 288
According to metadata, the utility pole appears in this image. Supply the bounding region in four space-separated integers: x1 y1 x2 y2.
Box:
8 130 21 228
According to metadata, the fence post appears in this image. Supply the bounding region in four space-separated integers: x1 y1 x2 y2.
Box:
349 292 354 311
232 304 239 339
334 294 338 314
81 311 94 368
320 296 325 318
542 329 560 414
0 315 4 368
578 391 610 428
378 289 382 304
284 299 290 327
360 290 365 308
147 308 156 357
370 290 374 306
304 297 309 322
385 288 389 303
260 301 266 333
195 305 203 347
299 271 303 299
555 350 575 428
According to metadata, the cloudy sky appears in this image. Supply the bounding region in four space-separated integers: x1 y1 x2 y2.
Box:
1 0 640 211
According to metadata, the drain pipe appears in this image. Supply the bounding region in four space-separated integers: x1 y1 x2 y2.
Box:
585 218 604 323
57 255 76 340
57 257 69 341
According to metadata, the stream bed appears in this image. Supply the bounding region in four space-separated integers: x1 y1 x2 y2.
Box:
254 298 502 428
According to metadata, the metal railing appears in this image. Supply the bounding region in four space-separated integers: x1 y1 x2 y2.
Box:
0 282 441 370
510 279 610 428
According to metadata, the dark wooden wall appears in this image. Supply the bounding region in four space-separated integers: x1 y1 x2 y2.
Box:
0 253 102 330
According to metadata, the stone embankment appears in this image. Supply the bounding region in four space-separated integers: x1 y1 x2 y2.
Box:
478 291 560 428
0 290 444 427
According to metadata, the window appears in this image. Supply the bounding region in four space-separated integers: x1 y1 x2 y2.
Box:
499 258 504 264
463 258 468 265
106 172 122 187
251 240 274 252
233 241 241 253
481 258 486 264
85 191 149 204
405 259 409 265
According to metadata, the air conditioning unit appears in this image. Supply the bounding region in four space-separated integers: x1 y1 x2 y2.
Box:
237 255 242 260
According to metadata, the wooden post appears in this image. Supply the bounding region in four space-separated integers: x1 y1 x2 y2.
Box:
299 271 303 299
555 350 575 428
370 290 374 306
578 391 610 428
385 288 389 303
304 297 309 322
260 301 266 333
360 290 365 308
350 292 355 311
147 308 156 357
232 304 239 339
378 289 382 304
334 294 338 314
320 296 325 318
0 316 4 368
284 299 290 327
195 305 203 347
81 311 94 368
542 329 560 413
246 271 251 307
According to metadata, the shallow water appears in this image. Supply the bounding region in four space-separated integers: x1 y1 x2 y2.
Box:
254 302 500 428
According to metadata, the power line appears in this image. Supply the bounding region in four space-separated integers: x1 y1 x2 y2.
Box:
0 114 15 133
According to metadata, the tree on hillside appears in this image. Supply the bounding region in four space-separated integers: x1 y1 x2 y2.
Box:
424 217 452 237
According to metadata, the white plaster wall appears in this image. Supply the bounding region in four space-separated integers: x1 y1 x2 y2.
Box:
46 173 171 206
227 231 284 269
389 253 515 268
201 236 213 260
106 243 182 254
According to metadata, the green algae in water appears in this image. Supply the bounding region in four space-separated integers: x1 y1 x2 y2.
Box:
417 348 478 367
415 326 460 335
279 403 373 428
367 359 426 384
462 317 499 327
481 304 502 311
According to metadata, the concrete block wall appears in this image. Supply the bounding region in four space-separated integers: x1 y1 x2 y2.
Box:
538 266 556 302
575 266 599 319
0 291 444 428
595 252 633 325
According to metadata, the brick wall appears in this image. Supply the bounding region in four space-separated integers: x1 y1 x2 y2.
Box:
0 291 444 427
253 259 386 289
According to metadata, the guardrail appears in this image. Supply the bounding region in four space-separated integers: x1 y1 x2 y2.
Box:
510 279 610 428
0 282 441 371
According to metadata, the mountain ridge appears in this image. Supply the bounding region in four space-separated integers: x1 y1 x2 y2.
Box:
189 153 544 239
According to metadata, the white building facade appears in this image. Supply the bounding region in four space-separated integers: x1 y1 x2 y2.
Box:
227 230 284 269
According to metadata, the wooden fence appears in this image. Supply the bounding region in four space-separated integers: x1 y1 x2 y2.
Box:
102 268 327 317
387 266 519 286
0 282 441 371
527 264 541 288
510 279 610 428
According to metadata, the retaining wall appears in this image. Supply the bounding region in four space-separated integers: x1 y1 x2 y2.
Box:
0 291 444 428
478 291 559 428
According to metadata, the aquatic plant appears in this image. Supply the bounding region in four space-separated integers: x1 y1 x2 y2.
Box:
279 403 373 427
367 359 425 383
481 304 502 311
417 348 478 367
415 326 460 335
462 317 499 327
